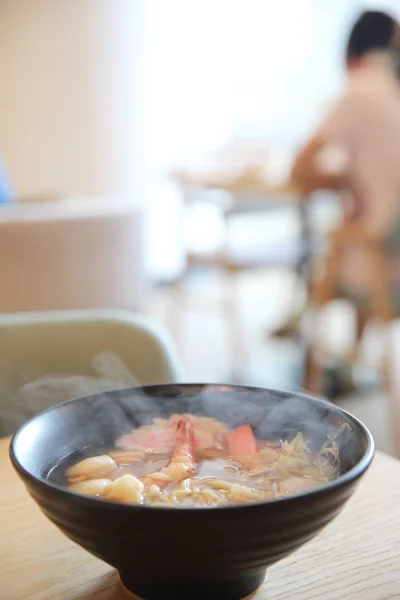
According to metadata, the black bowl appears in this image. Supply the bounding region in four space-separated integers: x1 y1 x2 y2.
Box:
10 384 374 600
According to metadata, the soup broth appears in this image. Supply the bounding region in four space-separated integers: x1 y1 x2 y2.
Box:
62 414 348 507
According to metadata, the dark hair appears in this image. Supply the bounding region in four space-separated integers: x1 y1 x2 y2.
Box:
346 11 396 65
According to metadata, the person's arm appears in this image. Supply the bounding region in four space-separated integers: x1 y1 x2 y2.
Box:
290 95 355 197
291 137 336 194
290 135 349 197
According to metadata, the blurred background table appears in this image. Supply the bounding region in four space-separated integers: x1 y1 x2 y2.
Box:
169 166 319 381
1 436 399 600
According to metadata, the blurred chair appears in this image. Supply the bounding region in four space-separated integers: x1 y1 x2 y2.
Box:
169 165 309 379
0 196 147 312
304 223 400 456
0 309 183 437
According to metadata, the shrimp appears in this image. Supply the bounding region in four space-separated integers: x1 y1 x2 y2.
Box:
103 474 144 504
142 419 195 487
69 479 111 497
108 449 145 464
66 455 117 482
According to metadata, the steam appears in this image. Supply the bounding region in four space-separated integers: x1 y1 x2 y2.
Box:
106 387 357 471
3 358 358 472
72 384 355 466
0 352 139 437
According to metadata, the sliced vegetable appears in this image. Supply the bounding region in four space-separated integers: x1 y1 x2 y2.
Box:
226 424 257 458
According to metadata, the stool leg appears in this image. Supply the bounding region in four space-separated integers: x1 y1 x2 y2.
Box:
304 345 325 394
380 325 400 457
167 276 187 354
222 266 247 383
304 241 342 395
365 243 400 454
304 307 326 394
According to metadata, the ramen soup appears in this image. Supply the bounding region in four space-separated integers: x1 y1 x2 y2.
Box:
64 415 349 507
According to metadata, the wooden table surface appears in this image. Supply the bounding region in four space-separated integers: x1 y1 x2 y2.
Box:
171 169 296 198
1 437 399 600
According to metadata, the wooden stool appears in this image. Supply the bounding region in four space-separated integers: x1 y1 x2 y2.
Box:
304 223 400 456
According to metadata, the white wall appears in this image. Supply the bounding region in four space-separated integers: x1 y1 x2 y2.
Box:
0 0 144 201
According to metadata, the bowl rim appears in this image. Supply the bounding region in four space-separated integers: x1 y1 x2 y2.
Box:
9 383 375 513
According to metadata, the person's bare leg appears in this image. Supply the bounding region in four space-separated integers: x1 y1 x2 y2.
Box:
356 307 368 341
345 306 368 364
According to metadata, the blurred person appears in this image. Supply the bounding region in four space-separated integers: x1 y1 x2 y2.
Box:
274 10 400 348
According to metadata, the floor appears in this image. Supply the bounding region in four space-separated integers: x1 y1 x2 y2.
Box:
148 267 396 457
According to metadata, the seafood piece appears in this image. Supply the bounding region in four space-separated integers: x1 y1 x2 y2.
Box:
118 414 228 452
142 419 195 486
117 423 177 452
69 479 111 497
66 455 117 481
279 476 320 496
147 484 163 501
226 425 257 459
63 413 345 507
108 449 145 464
104 474 144 504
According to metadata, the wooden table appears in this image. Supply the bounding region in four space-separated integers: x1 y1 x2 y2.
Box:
1 437 399 600
170 167 313 294
170 168 296 198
